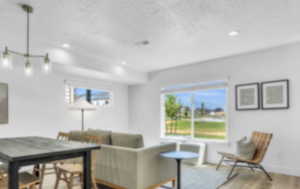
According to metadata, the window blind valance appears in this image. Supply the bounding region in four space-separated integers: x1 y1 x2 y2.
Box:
161 80 228 94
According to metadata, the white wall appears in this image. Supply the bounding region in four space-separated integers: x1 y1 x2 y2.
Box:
0 65 129 138
128 42 300 176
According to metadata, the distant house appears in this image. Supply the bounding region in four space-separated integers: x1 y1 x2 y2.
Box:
209 111 225 117
215 111 225 116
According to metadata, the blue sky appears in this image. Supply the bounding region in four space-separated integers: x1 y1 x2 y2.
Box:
173 88 226 110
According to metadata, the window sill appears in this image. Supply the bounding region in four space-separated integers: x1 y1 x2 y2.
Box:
160 136 229 144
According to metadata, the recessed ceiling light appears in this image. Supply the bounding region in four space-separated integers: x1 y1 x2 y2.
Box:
62 43 70 48
115 66 124 75
228 30 240 37
121 61 127 65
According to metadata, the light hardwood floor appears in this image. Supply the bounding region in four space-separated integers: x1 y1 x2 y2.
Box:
220 168 300 189
41 168 300 189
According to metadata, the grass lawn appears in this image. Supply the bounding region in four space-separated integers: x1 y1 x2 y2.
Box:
166 120 226 140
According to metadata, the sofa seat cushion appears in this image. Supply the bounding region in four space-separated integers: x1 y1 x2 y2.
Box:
111 132 144 148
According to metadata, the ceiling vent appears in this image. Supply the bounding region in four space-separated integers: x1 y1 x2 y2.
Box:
135 40 150 46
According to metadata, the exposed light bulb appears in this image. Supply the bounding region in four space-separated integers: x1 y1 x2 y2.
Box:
1 47 12 69
114 66 124 75
43 63 51 73
2 56 10 68
43 53 51 73
24 59 33 76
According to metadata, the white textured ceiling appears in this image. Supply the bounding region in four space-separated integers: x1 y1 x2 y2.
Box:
0 0 300 76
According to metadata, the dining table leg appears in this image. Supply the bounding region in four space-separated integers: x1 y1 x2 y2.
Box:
8 161 19 189
83 151 92 189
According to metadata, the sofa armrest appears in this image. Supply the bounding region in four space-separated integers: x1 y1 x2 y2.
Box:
94 144 139 189
94 143 177 189
136 143 177 189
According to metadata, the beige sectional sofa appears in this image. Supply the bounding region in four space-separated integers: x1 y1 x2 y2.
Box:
69 129 177 189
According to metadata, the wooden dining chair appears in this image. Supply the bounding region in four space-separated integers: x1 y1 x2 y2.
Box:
38 132 70 189
54 135 101 189
57 132 70 141
0 172 40 189
0 159 41 189
0 166 6 188
216 131 273 181
0 164 5 179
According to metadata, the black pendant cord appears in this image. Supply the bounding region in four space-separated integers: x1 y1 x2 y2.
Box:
26 9 30 57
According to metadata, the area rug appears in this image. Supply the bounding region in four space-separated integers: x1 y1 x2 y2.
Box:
160 165 228 189
42 165 230 189
97 165 229 189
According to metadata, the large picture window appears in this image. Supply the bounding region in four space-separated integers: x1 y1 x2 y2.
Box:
161 82 227 141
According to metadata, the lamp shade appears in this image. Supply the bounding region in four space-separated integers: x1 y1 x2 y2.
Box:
69 99 97 111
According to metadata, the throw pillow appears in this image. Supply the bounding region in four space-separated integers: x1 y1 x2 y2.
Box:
237 137 256 160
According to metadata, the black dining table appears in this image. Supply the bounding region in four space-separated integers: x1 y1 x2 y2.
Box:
0 136 100 189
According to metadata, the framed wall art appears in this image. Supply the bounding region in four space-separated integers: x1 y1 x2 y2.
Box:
235 83 260 110
261 79 289 110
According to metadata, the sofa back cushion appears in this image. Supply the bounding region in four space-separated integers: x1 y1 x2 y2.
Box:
69 130 85 141
84 129 111 145
69 129 111 145
111 132 144 148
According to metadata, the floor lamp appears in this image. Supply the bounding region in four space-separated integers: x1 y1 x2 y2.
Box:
69 99 96 131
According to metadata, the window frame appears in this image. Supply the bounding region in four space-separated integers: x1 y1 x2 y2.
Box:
65 84 114 108
160 84 229 143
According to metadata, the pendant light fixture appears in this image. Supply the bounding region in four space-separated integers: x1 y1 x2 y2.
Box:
1 4 51 76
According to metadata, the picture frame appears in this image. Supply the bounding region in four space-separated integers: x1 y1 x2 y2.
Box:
261 79 289 110
235 83 260 110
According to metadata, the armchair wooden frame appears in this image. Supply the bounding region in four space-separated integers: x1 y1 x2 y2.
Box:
216 131 273 182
